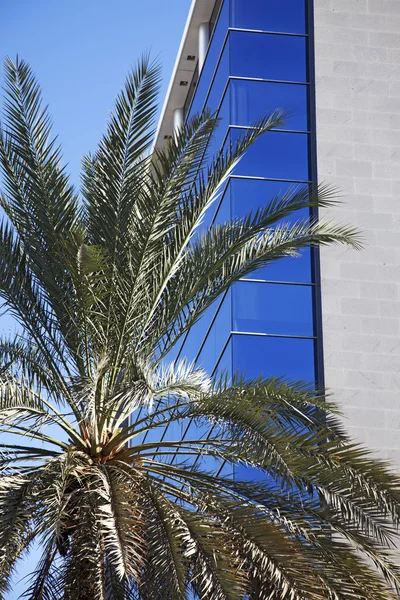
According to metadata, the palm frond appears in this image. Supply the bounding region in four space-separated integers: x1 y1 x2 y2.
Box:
82 54 160 260
0 57 80 345
0 473 36 596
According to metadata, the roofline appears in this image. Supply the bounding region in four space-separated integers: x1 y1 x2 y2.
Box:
154 0 217 150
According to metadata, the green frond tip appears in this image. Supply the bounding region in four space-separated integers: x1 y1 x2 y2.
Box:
310 218 364 250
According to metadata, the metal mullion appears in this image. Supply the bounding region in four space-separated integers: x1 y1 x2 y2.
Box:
231 331 317 340
230 125 311 135
210 0 224 33
174 290 228 366
230 175 311 183
229 27 309 38
229 75 310 86
211 333 233 378
193 290 229 364
306 0 325 392
239 278 316 286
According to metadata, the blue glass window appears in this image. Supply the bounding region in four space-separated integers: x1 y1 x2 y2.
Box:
230 129 310 180
212 185 231 225
202 90 230 170
232 333 315 381
164 337 184 364
230 0 307 34
178 299 222 363
227 178 312 282
196 291 232 374
230 31 308 82
229 178 310 218
187 0 229 118
215 337 233 378
233 282 314 337
248 250 312 283
200 179 230 231
205 44 230 114
228 79 309 132
140 419 183 448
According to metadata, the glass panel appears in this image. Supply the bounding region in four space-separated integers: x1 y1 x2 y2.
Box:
163 337 184 364
232 333 316 381
248 250 312 283
215 337 233 378
179 415 225 476
197 291 232 375
228 79 309 132
227 178 312 282
230 0 307 34
205 43 230 114
212 186 231 226
230 129 310 180
201 178 230 231
181 413 214 445
140 419 183 448
229 178 309 218
186 98 230 234
230 31 308 82
187 0 229 119
203 89 230 168
232 281 314 336
179 299 222 364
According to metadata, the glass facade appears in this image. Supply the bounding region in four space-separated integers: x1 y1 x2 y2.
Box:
157 0 322 458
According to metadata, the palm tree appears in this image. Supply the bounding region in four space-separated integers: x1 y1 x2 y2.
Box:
0 54 399 600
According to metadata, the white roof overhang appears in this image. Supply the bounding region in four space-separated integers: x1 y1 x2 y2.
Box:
154 0 216 150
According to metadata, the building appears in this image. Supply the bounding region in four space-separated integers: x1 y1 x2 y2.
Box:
155 0 400 465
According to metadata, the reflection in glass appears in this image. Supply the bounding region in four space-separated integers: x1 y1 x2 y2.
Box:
230 0 307 34
212 185 231 226
197 290 232 375
229 178 310 217
230 129 310 180
232 333 315 381
229 79 309 132
227 177 313 282
230 31 308 82
246 250 312 283
178 299 221 364
233 281 314 337
206 44 230 114
203 90 230 167
215 337 233 379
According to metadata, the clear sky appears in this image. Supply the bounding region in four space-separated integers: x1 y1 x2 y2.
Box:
0 0 190 186
0 1 190 596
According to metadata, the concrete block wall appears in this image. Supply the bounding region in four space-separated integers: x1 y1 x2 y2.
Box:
314 0 400 463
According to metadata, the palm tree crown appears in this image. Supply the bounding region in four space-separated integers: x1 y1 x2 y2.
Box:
0 55 399 600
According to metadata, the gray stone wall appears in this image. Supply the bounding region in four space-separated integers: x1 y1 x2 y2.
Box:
314 0 400 462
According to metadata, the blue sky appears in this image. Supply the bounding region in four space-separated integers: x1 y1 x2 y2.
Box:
0 1 190 596
0 0 189 186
